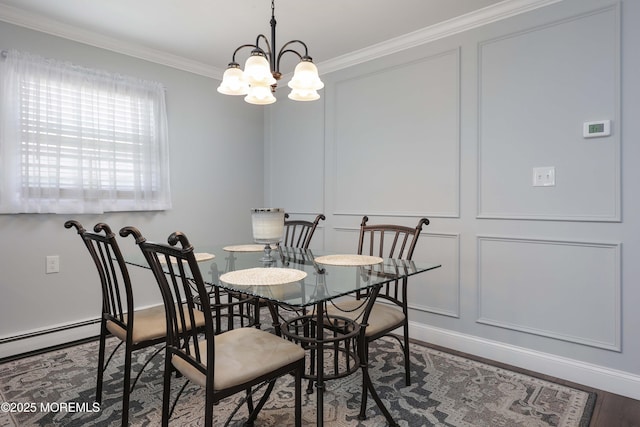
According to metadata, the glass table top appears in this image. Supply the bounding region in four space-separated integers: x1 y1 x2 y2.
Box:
125 244 441 308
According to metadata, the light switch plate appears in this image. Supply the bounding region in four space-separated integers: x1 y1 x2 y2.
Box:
46 255 60 274
533 167 555 187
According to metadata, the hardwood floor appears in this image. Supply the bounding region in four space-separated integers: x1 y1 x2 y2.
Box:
421 341 640 427
590 392 640 427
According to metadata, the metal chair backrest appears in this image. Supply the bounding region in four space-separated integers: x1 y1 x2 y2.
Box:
358 216 428 260
65 220 133 332
282 213 325 249
120 227 212 378
356 216 429 305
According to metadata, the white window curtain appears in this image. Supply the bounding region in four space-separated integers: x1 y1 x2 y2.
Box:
0 49 171 214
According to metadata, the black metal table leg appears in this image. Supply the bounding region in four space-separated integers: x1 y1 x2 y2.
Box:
358 284 399 427
361 363 399 427
315 302 325 427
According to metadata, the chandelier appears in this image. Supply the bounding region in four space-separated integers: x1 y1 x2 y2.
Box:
216 0 324 105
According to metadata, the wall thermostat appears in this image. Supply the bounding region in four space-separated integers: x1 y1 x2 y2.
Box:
583 120 611 138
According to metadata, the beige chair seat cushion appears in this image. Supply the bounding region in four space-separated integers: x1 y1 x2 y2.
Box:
107 304 205 344
172 327 305 390
326 299 405 337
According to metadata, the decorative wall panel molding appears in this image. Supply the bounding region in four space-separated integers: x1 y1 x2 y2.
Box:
331 48 460 218
477 235 621 351
266 101 325 214
409 233 460 318
477 5 620 221
331 226 460 318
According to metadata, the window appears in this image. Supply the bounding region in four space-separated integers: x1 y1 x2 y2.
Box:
0 49 171 213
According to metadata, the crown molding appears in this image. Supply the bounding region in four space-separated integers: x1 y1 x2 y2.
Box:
0 3 225 78
0 0 562 80
318 0 564 74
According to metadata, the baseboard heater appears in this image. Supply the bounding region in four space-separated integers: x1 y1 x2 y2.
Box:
0 318 101 363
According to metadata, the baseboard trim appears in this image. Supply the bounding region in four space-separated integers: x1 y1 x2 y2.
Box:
410 321 640 400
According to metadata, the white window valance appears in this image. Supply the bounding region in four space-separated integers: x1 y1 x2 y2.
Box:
0 49 171 214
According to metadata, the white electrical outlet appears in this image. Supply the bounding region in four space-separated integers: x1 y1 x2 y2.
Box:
46 255 60 274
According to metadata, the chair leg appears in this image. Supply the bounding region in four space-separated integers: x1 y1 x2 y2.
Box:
306 364 315 394
245 380 277 426
358 340 370 420
306 317 316 394
95 323 108 404
204 385 215 427
162 352 173 427
358 379 369 420
403 321 411 386
295 365 302 427
245 387 255 419
121 341 133 426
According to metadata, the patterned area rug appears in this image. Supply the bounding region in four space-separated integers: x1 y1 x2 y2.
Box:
0 336 595 426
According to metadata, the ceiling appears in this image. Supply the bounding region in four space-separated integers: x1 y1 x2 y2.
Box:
0 0 558 79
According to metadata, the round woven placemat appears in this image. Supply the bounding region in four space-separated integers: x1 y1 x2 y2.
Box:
223 244 275 252
194 252 215 262
314 254 383 266
220 268 307 286
159 252 215 263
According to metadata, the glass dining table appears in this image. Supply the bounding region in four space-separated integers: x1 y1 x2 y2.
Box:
124 243 441 427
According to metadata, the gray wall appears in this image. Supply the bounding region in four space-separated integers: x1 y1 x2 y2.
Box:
0 21 265 355
266 0 640 399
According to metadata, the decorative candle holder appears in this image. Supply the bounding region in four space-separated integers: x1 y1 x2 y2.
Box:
251 208 285 263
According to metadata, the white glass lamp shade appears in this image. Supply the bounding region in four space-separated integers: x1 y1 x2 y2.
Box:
288 88 320 101
245 82 276 105
217 65 249 96
288 60 324 92
244 54 277 86
251 208 284 244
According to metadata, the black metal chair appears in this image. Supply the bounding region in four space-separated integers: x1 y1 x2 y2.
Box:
325 215 429 419
282 213 326 249
120 226 305 427
64 220 180 426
